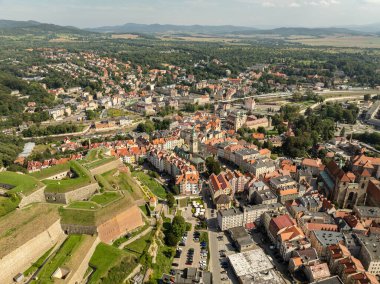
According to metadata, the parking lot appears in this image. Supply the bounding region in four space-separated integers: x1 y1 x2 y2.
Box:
172 204 209 272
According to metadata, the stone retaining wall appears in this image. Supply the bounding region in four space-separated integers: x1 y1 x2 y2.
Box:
18 186 46 208
89 159 123 176
0 220 65 284
45 183 100 204
67 237 100 284
60 224 97 235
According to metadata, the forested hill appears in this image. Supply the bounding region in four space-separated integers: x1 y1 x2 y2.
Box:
0 20 95 36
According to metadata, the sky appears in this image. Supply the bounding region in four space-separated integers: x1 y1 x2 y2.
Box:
0 0 380 28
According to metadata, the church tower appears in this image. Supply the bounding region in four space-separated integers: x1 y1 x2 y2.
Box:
190 128 199 154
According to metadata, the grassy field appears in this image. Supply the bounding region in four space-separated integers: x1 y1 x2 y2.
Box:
151 217 175 281
124 230 154 255
178 198 188 208
95 173 114 191
91 192 121 206
88 243 136 284
32 235 85 283
85 157 117 170
289 35 380 48
0 171 43 195
0 195 20 217
0 171 43 216
24 248 53 276
0 204 60 258
113 221 150 247
67 201 100 210
43 161 93 193
102 169 143 200
107 108 132 118
30 163 70 180
139 204 149 216
132 171 167 199
60 196 133 226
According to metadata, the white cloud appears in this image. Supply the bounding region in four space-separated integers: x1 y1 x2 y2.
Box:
241 0 340 7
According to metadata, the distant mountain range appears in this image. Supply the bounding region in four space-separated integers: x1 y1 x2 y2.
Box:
86 23 258 34
0 20 94 36
87 23 378 36
1 19 380 37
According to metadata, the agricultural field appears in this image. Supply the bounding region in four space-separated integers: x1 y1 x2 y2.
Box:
288 35 380 48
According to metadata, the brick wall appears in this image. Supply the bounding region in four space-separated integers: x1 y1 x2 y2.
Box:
97 205 144 244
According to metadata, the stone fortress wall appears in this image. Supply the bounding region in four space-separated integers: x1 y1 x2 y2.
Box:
0 220 65 284
45 183 100 204
66 237 100 284
89 159 123 176
18 185 47 208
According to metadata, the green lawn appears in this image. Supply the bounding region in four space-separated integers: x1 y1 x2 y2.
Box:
139 204 149 216
107 108 132 118
102 169 143 201
34 235 85 283
91 192 121 206
43 161 93 193
151 218 175 281
124 230 154 255
0 171 43 195
0 172 43 217
0 195 20 217
67 201 100 210
85 149 99 162
178 198 188 208
30 163 70 180
88 243 128 284
132 171 167 199
59 207 96 226
24 248 53 276
95 174 114 191
112 222 149 248
85 157 116 170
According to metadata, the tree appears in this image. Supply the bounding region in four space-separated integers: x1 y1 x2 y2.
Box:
171 216 186 238
364 94 371 101
340 127 346 137
167 192 175 208
257 126 266 134
206 156 221 175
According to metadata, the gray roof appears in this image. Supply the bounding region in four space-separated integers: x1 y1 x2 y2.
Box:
313 231 344 247
219 207 243 217
354 206 380 218
357 235 380 260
